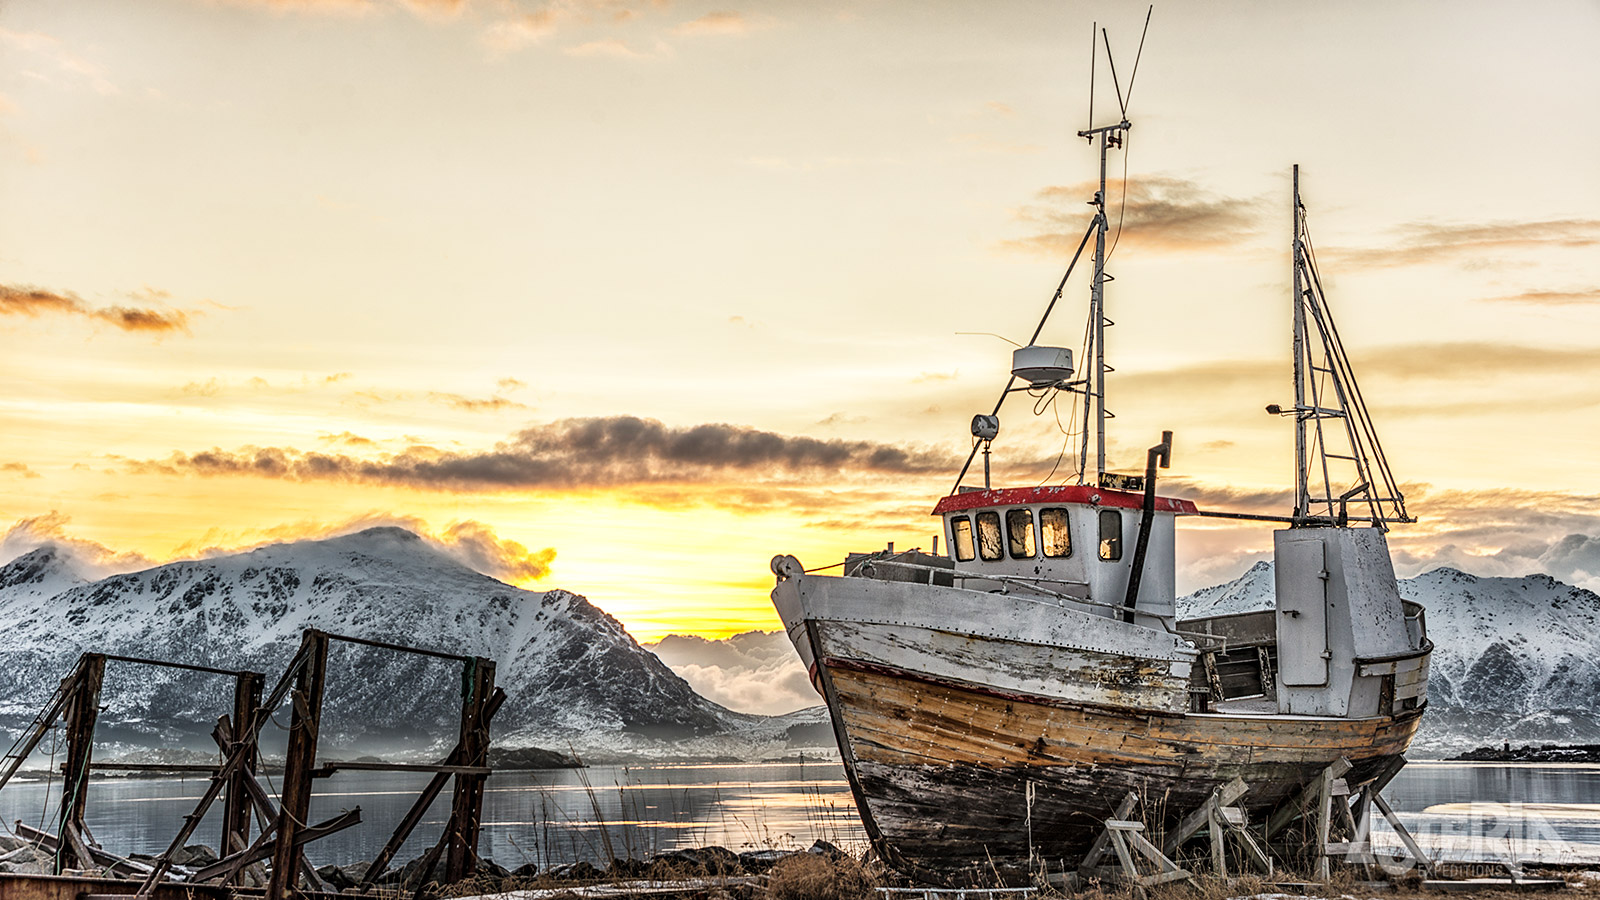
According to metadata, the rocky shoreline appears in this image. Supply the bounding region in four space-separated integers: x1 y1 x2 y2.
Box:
1450 742 1600 763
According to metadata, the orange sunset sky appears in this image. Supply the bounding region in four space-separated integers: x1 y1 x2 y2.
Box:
2 0 1598 642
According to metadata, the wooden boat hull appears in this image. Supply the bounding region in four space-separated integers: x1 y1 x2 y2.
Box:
813 649 1423 882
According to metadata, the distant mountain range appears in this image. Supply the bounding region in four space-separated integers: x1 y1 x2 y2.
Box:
1180 561 1600 755
3 526 1590 762
0 527 808 762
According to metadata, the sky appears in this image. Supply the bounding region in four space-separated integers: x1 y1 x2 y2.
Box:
2 0 1598 644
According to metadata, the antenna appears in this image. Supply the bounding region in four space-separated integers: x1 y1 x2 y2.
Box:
1087 21 1096 135
1124 6 1153 111
1101 28 1127 118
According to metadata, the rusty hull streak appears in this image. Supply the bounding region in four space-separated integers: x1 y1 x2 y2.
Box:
826 661 1421 876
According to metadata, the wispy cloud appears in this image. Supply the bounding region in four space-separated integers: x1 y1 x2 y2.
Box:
645 631 815 715
1481 288 1600 307
671 11 755 36
1 462 41 479
563 37 665 58
0 27 118 96
428 391 530 412
1001 176 1263 258
481 10 559 52
0 283 191 334
0 511 154 576
130 415 955 493
1324 219 1600 269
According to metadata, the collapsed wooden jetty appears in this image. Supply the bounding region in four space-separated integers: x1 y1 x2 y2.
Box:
0 628 501 900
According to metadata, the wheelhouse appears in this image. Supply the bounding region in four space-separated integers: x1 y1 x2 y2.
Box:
932 485 1199 629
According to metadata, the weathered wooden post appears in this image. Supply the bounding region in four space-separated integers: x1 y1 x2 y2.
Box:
58 653 105 873
268 630 329 900
222 669 263 878
445 656 497 882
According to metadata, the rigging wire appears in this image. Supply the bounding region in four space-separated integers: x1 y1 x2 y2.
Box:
1105 129 1132 262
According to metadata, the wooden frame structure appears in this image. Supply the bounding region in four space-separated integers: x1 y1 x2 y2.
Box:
0 628 504 900
0 653 265 880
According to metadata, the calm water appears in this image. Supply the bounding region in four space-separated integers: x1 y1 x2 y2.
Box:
0 761 866 870
3 761 1598 869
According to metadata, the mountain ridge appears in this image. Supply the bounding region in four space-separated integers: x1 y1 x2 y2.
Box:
0 527 757 760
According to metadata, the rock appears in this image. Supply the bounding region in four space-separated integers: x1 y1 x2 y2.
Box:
0 844 54 875
174 844 219 867
648 846 741 876
511 862 540 878
477 858 510 878
806 839 844 859
545 860 600 881
608 856 650 877
738 848 792 872
393 853 445 888
318 864 357 890
336 861 374 886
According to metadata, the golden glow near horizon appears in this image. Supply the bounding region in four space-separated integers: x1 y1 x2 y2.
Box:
3 1 1599 644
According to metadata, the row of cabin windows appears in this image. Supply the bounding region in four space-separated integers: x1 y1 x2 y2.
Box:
949 508 1125 563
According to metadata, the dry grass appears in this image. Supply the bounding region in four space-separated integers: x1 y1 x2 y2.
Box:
765 852 876 900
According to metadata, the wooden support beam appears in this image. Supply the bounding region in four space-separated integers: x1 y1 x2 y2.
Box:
268 629 329 900
1372 791 1435 878
1079 791 1137 872
1102 819 1191 892
0 658 90 794
362 769 453 887
408 816 456 899
58 654 106 873
13 822 156 880
222 672 263 874
362 688 506 888
314 760 494 776
447 660 499 883
189 808 360 885
1162 777 1247 856
1266 756 1350 838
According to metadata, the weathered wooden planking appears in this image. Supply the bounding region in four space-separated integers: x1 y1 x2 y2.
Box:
824 661 1420 878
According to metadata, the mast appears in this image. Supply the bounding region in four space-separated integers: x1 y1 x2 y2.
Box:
1291 165 1308 518
1283 167 1413 528
1077 119 1129 484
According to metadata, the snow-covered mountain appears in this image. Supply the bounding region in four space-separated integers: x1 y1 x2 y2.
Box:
1177 561 1600 756
0 527 759 759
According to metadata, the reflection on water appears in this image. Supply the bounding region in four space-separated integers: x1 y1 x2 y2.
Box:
0 762 866 869
1377 762 1600 864
5 761 1600 869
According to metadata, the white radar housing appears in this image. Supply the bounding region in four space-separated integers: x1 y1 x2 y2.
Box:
1011 345 1074 387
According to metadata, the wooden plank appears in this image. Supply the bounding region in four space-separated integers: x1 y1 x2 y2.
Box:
317 761 494 776
222 672 262 874
1373 792 1435 878
447 659 498 882
1079 791 1136 871
1162 777 1247 855
267 630 329 900
58 655 105 873
1208 802 1225 876
189 808 359 884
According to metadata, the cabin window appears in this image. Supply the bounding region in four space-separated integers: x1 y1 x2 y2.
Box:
951 516 976 562
976 511 1004 561
1041 508 1072 558
1006 508 1036 559
1098 509 1123 561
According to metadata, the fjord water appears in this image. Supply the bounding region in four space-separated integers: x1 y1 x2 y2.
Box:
0 761 866 869
3 762 1598 869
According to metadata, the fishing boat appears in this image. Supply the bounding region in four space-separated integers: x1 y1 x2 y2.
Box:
768 103 1431 882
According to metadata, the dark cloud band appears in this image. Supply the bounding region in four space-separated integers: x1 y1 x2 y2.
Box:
134 415 954 491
